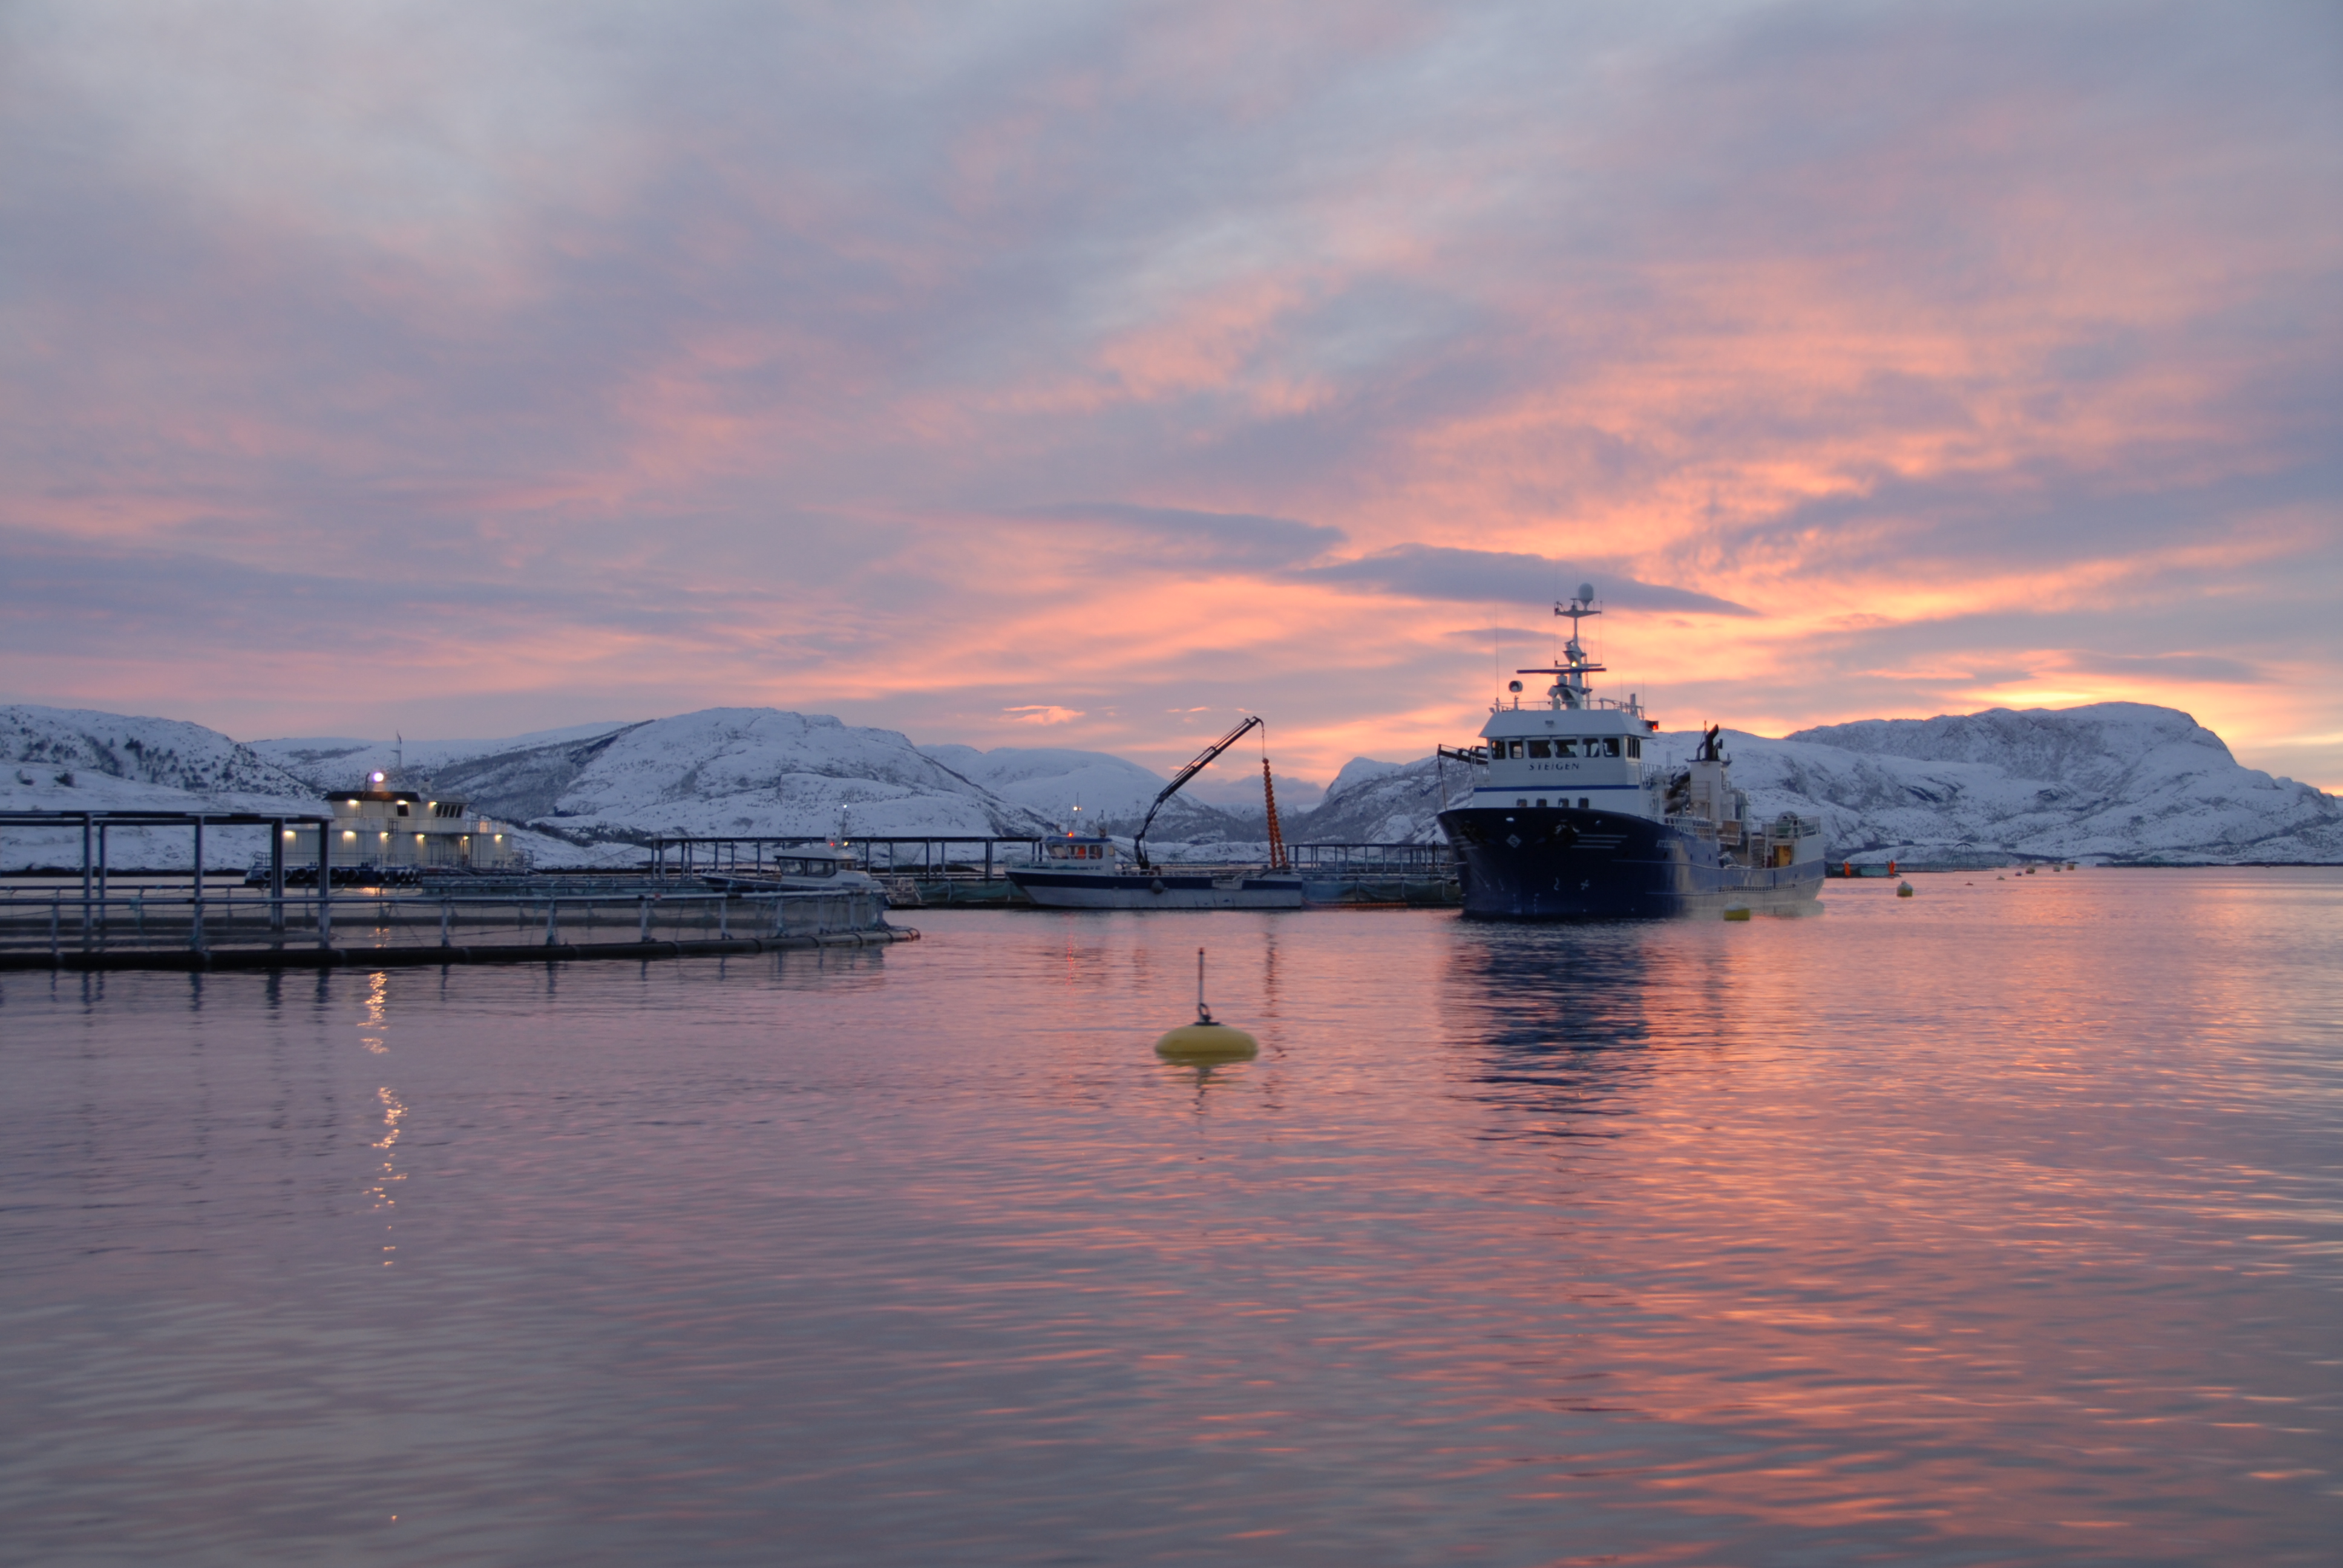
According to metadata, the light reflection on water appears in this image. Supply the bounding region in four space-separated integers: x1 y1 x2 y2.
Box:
1 870 2338 1566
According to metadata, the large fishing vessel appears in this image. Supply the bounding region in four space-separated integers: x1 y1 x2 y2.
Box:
1436 586 1824 918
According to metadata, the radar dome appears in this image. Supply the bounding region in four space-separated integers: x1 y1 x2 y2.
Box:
1578 582 1595 603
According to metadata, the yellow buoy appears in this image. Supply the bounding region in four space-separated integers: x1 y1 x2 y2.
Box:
1156 947 1258 1061
1722 904 1751 921
1896 880 1914 897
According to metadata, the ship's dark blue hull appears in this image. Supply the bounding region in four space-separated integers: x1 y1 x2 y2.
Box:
1438 805 1823 919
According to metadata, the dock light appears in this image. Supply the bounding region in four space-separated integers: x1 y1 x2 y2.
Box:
370 771 385 784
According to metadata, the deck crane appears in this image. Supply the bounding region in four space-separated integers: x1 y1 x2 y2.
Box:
1133 714 1274 872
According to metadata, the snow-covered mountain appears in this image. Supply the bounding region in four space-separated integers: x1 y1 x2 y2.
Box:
7 699 2335 869
520 710 1055 841
263 710 1063 843
1289 703 2343 864
1288 756 1455 843
5 705 311 796
1761 703 2343 864
920 743 1265 844
1 705 375 871
249 722 632 790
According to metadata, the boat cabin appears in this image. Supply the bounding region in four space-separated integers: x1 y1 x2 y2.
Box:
1040 833 1120 873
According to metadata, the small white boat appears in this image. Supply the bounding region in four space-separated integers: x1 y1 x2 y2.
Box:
701 844 880 894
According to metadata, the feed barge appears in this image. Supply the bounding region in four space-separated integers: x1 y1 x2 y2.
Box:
1437 585 1823 918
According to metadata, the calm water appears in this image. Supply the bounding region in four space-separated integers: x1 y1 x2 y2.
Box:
2 869 2338 1566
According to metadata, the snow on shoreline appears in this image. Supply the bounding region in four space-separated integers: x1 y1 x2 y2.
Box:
4 701 2337 868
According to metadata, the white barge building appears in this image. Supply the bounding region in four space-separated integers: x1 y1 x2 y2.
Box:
280 771 523 876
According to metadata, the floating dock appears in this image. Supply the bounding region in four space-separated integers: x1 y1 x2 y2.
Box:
649 835 1463 909
2 811 909 972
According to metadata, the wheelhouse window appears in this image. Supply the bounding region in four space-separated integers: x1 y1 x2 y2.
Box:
1528 739 1552 759
1626 737 1642 759
1555 739 1578 757
1597 737 1622 757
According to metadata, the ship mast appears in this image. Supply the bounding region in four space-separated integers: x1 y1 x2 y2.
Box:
1507 582 1606 710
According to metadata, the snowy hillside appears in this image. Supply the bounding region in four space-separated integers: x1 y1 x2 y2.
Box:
4 705 310 795
251 722 634 790
922 745 1166 824
920 743 1267 844
0 704 606 871
1761 704 2343 864
8 699 2334 869
1289 703 2343 864
255 710 1062 844
514 710 1055 841
1289 756 1455 843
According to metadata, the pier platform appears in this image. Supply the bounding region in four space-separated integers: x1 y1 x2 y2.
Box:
1 809 909 971
648 835 1464 909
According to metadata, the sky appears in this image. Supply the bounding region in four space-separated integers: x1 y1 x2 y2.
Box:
4 0 2339 789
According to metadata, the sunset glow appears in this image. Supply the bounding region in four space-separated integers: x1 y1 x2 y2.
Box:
2 2 2336 786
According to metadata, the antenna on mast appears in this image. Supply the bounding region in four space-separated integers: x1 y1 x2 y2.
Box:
1538 583 1604 709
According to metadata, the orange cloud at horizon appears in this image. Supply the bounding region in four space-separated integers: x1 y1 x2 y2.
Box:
2 3 2336 792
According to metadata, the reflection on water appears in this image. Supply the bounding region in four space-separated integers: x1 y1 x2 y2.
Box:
0 874 2337 1566
1443 923 1667 1137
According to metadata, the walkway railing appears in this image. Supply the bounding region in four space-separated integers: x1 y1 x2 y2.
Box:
0 885 893 964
